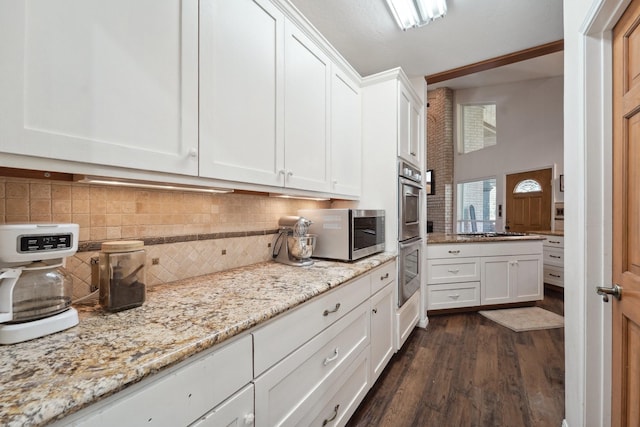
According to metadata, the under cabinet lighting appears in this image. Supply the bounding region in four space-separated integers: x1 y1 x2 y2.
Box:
269 193 330 201
75 176 233 194
386 0 447 30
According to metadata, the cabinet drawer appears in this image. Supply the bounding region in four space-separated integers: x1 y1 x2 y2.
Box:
543 247 564 267
427 282 480 310
253 274 370 375
299 348 370 427
427 243 484 259
543 265 564 287
541 235 564 248
427 258 480 284
254 301 369 427
70 335 253 427
371 260 396 295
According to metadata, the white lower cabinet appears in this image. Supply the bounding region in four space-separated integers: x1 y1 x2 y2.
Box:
426 241 543 310
59 335 253 427
396 290 420 350
253 302 370 426
370 282 395 383
481 255 543 305
189 384 255 427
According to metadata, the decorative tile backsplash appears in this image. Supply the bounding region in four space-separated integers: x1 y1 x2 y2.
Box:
0 175 336 298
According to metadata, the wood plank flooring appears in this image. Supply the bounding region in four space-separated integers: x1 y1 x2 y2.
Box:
347 287 565 427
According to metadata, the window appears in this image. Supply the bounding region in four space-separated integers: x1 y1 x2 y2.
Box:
460 104 496 154
457 178 496 233
514 179 542 193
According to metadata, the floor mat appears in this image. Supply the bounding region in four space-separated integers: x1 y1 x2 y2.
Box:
478 307 564 332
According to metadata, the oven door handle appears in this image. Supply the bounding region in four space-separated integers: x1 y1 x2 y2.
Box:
398 237 422 249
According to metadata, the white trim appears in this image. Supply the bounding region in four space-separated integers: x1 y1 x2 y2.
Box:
565 0 631 425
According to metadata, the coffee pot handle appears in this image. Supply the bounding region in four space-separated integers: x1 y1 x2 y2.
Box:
0 269 21 322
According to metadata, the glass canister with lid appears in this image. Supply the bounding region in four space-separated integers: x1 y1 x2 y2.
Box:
99 240 146 312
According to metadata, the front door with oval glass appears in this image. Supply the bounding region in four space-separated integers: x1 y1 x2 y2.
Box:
505 168 552 233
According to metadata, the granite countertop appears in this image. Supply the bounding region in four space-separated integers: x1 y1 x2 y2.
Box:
0 253 395 427
529 230 564 236
427 233 546 244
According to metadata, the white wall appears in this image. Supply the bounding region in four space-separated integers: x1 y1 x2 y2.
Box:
453 76 564 231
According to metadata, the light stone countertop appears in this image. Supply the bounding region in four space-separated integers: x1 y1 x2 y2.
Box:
426 233 546 244
529 230 565 236
0 253 396 427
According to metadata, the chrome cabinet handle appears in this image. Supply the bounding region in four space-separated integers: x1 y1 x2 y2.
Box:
323 303 341 316
448 250 460 254
448 268 460 274
549 254 562 259
380 272 389 280
323 348 339 366
549 273 561 278
549 240 561 244
448 294 460 300
372 308 378 314
322 405 340 426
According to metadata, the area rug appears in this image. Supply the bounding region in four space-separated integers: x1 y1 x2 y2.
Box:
478 307 564 332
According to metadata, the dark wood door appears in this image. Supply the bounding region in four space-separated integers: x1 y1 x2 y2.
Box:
505 168 552 233
612 1 640 425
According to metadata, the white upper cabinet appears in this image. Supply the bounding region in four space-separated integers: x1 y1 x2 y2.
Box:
398 81 423 169
199 0 285 187
0 0 199 175
330 68 362 198
283 21 331 193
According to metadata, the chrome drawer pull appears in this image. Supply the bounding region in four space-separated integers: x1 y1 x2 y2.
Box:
448 250 460 254
549 273 561 278
323 348 339 366
449 294 460 300
549 240 561 244
322 404 340 426
448 268 460 274
323 303 341 316
549 255 562 259
380 272 390 280
372 308 378 314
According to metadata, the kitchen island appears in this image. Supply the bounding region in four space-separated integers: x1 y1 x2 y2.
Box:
0 253 395 427
426 233 545 311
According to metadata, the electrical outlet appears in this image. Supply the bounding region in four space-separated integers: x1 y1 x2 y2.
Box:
222 249 227 255
152 258 160 265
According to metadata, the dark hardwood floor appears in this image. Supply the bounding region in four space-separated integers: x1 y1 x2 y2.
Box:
347 286 565 427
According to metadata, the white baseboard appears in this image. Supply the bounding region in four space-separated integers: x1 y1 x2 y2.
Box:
562 419 568 427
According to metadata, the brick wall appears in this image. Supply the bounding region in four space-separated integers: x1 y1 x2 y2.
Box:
426 88 454 234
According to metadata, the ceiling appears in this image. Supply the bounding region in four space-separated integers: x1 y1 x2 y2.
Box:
288 0 564 89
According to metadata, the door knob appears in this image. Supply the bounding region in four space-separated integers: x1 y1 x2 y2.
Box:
596 284 622 302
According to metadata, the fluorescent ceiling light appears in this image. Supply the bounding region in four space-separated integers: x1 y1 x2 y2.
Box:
386 0 447 30
75 175 233 194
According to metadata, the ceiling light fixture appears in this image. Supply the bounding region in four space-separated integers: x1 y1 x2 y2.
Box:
386 0 447 30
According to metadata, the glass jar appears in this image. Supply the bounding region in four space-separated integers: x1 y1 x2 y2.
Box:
99 240 146 312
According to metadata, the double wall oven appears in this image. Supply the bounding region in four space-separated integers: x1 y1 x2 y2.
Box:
398 161 422 307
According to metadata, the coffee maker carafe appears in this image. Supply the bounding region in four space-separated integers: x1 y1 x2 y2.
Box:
272 216 316 267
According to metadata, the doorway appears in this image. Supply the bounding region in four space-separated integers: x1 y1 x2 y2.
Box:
505 168 552 233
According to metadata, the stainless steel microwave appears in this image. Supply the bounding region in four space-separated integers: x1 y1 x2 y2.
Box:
297 209 385 261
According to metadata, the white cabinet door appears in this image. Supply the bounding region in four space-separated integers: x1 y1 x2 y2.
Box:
481 255 542 304
370 282 394 383
0 0 199 175
397 82 422 168
283 21 331 193
199 0 285 186
189 384 254 427
481 256 512 305
330 67 361 197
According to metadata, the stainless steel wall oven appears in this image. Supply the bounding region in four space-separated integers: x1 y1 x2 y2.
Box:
398 161 423 308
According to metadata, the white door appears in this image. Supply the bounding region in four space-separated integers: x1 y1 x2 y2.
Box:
283 20 331 193
0 0 199 175
330 68 361 197
481 256 512 304
199 0 285 187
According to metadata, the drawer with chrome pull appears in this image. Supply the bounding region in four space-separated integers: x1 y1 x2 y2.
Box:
427 258 480 284
427 282 480 310
543 247 564 267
